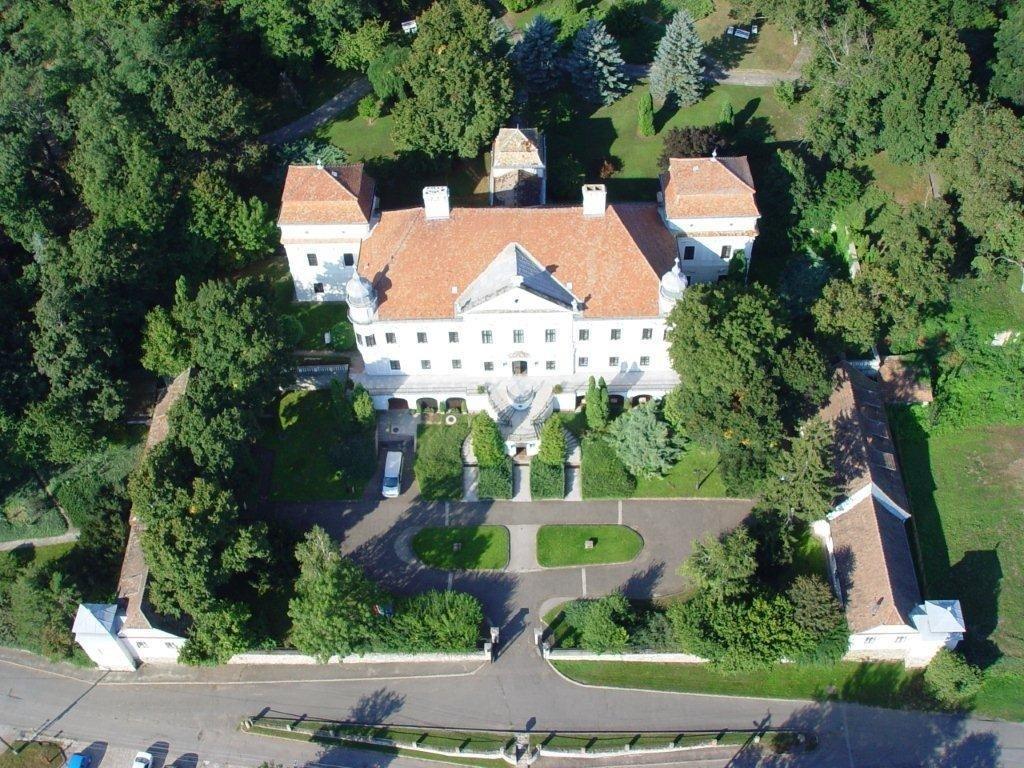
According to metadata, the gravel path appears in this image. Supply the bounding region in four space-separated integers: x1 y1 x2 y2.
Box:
260 77 373 146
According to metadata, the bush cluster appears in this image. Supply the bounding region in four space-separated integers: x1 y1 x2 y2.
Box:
530 459 565 499
478 462 513 499
581 435 636 498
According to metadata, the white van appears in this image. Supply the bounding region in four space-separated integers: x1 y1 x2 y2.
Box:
382 450 403 498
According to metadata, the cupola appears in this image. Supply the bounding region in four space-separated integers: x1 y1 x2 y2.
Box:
346 273 377 324
659 257 688 314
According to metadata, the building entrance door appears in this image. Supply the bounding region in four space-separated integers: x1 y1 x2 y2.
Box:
512 361 528 376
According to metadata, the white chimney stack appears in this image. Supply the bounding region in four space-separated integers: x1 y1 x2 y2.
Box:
582 184 606 217
423 186 450 220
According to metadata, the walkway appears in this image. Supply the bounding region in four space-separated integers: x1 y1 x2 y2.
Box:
260 77 373 146
0 527 79 553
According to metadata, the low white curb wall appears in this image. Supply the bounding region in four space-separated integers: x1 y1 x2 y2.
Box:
230 649 490 665
544 649 707 663
538 741 718 758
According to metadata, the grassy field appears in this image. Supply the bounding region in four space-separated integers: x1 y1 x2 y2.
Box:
694 3 803 72
267 390 376 502
412 526 510 570
414 418 471 500
537 525 643 566
547 82 807 201
633 446 727 497
0 743 64 768
864 152 933 206
890 405 1024 720
553 660 931 710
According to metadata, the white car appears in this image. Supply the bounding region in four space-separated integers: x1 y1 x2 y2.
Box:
132 753 153 768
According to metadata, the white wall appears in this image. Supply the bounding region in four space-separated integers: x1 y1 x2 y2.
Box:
280 220 375 301
122 628 186 664
75 633 138 671
666 215 759 233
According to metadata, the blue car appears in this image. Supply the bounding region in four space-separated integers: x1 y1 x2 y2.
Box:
66 755 92 768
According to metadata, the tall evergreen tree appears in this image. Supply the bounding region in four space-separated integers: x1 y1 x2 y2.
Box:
569 21 631 105
393 0 513 158
512 15 562 97
649 10 704 105
637 89 655 136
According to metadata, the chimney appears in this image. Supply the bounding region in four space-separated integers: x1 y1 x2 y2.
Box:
423 186 450 220
582 184 606 217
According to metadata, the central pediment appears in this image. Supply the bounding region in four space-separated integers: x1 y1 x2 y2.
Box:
455 242 578 314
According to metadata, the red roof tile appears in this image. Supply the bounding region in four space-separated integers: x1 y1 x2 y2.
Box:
279 164 375 225
661 156 759 219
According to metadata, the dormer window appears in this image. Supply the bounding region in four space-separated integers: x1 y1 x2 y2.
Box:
682 245 695 261
720 245 732 259
307 253 318 266
344 253 355 266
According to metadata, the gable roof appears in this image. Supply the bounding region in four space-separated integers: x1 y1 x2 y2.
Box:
279 164 376 225
457 243 577 313
830 495 922 632
72 603 120 636
492 128 544 167
820 363 909 510
661 156 759 219
357 203 677 320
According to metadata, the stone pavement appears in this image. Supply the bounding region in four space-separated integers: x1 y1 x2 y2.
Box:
513 465 531 502
506 525 540 572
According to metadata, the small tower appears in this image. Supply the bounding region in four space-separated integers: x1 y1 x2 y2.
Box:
659 257 688 314
489 128 546 206
346 272 377 325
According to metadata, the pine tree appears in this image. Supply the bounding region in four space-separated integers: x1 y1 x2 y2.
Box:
585 376 610 431
637 89 655 136
513 15 562 97
649 10 704 105
569 21 631 105
719 100 734 131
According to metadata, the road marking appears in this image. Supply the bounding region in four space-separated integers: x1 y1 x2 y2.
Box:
447 572 454 590
581 568 587 597
444 502 450 526
617 500 623 524
841 704 856 768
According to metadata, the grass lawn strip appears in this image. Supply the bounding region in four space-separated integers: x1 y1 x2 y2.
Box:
413 526 510 570
536 525 643 567
633 446 727 498
552 660 931 710
414 418 471 500
0 742 65 768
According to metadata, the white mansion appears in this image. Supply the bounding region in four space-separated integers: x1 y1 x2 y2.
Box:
278 129 760 454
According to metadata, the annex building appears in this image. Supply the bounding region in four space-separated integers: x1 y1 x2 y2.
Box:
278 129 759 454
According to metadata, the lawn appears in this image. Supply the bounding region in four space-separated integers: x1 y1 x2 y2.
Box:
633 446 727 497
694 2 803 72
244 256 356 352
536 524 643 567
411 526 510 570
864 152 934 206
0 742 64 768
414 418 471 500
547 82 807 201
553 660 932 710
267 390 376 502
890 405 1024 720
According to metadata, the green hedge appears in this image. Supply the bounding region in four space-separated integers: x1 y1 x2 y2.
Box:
530 459 565 499
478 460 513 500
581 436 636 498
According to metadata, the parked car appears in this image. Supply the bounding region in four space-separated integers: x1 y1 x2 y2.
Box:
382 450 403 498
131 752 153 768
66 754 92 768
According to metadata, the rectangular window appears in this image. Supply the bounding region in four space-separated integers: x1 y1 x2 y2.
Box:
449 331 459 343
365 335 376 347
642 328 653 340
389 360 401 371
385 332 396 344
343 253 355 266
578 357 588 368
609 356 619 367
481 330 493 344
421 360 431 370
683 245 695 261
513 329 525 343
546 360 556 370
417 332 427 343
307 253 318 266
483 361 494 371
313 282 325 294
663 329 669 340
720 245 732 259
356 333 364 345
640 355 650 366
545 329 556 343
452 359 462 370
579 329 589 341
610 328 621 340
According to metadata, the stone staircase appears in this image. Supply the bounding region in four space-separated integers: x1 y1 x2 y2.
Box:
487 380 556 445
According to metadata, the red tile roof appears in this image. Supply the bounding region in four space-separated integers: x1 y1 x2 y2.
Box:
661 156 759 219
357 204 678 320
279 164 375 225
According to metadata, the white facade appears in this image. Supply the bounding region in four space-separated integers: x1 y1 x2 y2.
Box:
72 603 186 670
280 219 375 301
662 213 758 283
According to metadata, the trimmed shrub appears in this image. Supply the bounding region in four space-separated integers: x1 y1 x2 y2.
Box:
478 461 513 499
471 413 506 467
386 590 483 652
581 436 636 498
637 89 655 137
925 649 984 709
530 458 565 499
357 95 384 123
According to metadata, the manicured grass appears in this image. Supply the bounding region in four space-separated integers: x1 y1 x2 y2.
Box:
0 742 64 768
414 418 471 500
864 152 933 206
889 405 1024 720
537 525 643 567
553 660 932 710
633 446 727 497
412 526 510 570
694 1 803 72
547 83 807 201
267 390 376 502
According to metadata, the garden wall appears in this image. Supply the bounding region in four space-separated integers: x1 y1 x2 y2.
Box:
544 648 707 663
229 649 491 665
